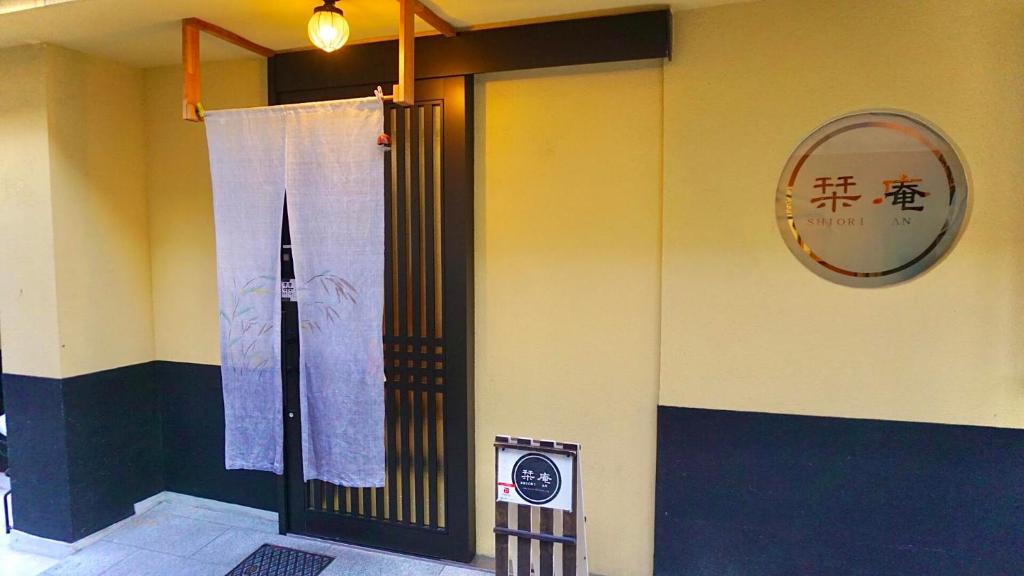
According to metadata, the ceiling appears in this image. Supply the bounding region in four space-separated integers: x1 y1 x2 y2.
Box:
0 0 748 68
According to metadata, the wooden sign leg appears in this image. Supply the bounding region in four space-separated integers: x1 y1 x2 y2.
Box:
516 438 533 575
496 437 510 575
538 441 556 576
562 443 579 576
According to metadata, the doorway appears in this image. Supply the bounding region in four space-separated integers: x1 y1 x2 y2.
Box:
280 77 475 562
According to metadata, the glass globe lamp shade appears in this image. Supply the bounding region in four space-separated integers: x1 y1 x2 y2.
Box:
308 4 350 53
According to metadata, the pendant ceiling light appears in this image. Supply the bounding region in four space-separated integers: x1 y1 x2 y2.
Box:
308 0 351 53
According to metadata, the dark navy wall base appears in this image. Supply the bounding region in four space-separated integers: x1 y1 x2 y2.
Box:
4 374 75 540
155 361 276 512
4 364 163 542
2 360 277 543
655 406 1024 576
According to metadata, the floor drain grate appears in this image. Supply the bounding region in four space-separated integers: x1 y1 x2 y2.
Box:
226 544 334 576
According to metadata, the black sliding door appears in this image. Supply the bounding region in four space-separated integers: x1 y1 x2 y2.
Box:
280 77 474 562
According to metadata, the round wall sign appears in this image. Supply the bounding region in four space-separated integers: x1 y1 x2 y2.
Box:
776 111 968 287
512 452 561 505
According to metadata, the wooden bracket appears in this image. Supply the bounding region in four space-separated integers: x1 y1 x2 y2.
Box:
182 17 275 122
183 1 456 116
405 0 457 38
393 0 457 106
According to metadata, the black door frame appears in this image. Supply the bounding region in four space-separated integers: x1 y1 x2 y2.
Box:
276 76 475 562
267 12 671 561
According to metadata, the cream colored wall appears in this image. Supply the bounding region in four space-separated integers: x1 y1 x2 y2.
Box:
660 0 1024 427
474 62 663 576
143 60 266 365
45 45 154 377
0 44 155 378
0 44 63 378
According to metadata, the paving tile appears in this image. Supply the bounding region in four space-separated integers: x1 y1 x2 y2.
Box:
0 500 60 576
0 546 59 576
10 491 483 576
39 541 138 576
103 510 229 557
191 528 336 567
440 566 492 575
102 549 227 576
195 508 276 534
318 545 444 576
158 501 278 534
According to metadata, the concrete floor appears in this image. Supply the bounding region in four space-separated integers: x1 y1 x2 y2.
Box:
0 485 489 576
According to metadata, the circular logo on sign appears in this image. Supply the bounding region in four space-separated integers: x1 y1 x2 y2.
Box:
512 453 561 505
776 111 968 287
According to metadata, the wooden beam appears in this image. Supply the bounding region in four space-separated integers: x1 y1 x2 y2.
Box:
407 0 457 38
270 10 672 103
184 17 276 58
394 0 415 106
268 4 661 50
182 20 201 122
461 4 665 33
181 18 275 122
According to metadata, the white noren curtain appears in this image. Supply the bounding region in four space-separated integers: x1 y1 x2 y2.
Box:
206 97 384 487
